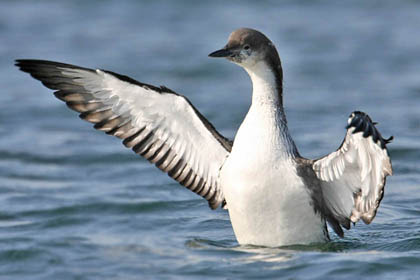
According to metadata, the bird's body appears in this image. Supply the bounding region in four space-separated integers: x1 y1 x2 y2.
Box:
16 28 392 247
221 125 328 245
219 56 326 245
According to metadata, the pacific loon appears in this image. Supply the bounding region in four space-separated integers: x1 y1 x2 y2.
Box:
15 28 393 246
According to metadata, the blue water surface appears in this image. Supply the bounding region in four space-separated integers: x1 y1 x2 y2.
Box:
1 1 420 279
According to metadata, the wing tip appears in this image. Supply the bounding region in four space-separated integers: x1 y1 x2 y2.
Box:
15 59 37 72
14 59 22 67
15 59 52 69
15 59 96 76
347 111 393 150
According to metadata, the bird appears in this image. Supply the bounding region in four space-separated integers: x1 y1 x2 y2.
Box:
15 28 393 247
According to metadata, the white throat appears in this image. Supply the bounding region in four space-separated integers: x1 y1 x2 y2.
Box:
232 59 298 159
244 60 281 108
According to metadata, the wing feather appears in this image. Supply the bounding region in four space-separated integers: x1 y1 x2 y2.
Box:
16 59 232 209
313 111 392 226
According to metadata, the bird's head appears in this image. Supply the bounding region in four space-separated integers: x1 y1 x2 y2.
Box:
209 28 281 72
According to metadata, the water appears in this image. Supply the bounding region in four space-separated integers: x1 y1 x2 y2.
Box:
1 0 420 279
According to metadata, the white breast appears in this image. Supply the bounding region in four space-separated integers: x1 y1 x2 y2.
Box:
220 106 326 246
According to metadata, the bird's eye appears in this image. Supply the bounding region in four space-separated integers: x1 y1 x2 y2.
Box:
244 45 250 50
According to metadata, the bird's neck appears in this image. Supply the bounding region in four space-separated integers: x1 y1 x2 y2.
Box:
245 60 284 119
242 60 299 157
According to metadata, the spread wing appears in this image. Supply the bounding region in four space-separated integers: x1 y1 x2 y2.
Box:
16 59 232 209
313 111 393 228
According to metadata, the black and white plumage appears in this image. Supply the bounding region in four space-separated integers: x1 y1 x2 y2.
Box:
16 59 231 210
313 111 393 226
16 28 392 247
